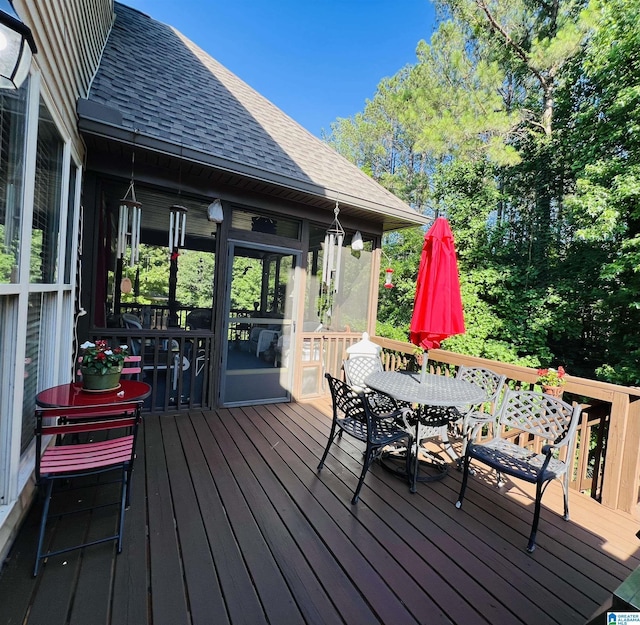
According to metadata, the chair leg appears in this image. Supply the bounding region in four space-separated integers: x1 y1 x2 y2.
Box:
455 453 471 509
352 444 375 504
440 426 459 463
561 472 570 521
125 462 134 508
411 439 420 494
527 480 545 553
33 479 54 577
404 434 415 493
317 424 339 471
118 468 129 553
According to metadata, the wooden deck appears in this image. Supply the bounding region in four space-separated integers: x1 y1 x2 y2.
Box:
1 400 639 625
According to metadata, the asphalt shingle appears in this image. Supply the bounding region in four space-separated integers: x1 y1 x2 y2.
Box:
86 3 424 222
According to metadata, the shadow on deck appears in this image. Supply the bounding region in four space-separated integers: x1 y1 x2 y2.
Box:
1 400 639 625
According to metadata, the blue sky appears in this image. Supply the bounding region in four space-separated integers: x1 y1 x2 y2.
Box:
123 0 436 136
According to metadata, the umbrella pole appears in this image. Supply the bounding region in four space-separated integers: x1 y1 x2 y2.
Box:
420 350 428 383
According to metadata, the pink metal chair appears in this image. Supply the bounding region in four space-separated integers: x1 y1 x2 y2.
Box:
76 354 142 380
33 401 142 575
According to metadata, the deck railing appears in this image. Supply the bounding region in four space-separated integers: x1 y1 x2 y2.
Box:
86 327 640 515
87 328 212 412
371 335 640 516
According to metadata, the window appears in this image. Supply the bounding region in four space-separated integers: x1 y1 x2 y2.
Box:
0 84 28 284
232 208 300 240
0 295 18 501
99 183 217 331
21 293 42 452
0 77 79 510
30 98 64 284
64 166 78 284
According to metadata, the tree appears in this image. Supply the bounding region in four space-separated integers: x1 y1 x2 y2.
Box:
563 0 640 383
327 0 640 384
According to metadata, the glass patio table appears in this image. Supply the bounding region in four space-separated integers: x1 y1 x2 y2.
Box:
365 370 487 491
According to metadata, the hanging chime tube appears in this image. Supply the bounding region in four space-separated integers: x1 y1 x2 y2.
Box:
321 235 329 286
132 203 141 264
117 203 124 258
327 232 335 288
120 202 129 259
334 233 344 294
128 205 136 266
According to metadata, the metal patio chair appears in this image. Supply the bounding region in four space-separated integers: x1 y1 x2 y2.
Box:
342 356 405 417
33 401 143 575
454 365 507 455
342 355 383 391
455 389 582 552
318 373 414 504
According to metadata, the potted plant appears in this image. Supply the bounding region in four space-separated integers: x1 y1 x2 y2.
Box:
79 340 128 391
536 366 567 397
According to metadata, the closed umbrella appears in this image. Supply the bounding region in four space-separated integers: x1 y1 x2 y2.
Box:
409 217 465 381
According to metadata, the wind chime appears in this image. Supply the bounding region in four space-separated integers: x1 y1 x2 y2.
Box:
115 150 142 311
117 151 142 268
168 204 188 254
167 152 188 327
321 199 345 321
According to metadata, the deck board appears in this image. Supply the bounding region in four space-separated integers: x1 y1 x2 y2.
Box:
111 423 150 625
271 402 578 625
146 414 191 625
1 401 639 625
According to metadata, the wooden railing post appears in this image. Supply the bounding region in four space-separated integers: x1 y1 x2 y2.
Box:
601 392 640 514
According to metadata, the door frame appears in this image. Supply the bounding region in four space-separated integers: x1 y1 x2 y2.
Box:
220 240 301 407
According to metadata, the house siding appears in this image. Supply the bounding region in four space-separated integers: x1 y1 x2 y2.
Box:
16 0 113 162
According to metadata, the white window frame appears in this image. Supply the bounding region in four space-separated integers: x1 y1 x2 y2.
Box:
0 68 82 525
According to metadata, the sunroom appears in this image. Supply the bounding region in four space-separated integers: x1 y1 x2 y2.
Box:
75 2 429 412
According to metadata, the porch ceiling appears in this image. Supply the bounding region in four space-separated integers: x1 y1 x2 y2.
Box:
80 127 424 232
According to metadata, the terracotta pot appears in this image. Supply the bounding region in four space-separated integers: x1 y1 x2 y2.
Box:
542 385 564 398
81 366 122 391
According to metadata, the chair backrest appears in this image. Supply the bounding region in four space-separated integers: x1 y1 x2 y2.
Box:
122 313 143 329
343 356 383 390
122 355 142 375
456 365 506 407
325 373 368 427
495 389 581 448
35 401 143 475
77 354 142 378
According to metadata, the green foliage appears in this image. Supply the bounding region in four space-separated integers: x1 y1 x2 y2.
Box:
329 0 640 386
119 245 215 309
0 224 17 282
400 24 521 166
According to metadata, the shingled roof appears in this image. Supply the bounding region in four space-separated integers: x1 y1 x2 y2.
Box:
79 2 427 230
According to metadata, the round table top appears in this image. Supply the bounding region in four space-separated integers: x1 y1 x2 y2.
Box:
36 380 152 408
365 371 487 407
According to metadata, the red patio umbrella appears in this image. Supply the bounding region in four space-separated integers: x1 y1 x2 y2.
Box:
409 217 465 380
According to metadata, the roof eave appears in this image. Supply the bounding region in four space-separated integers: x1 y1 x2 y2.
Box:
77 111 429 232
